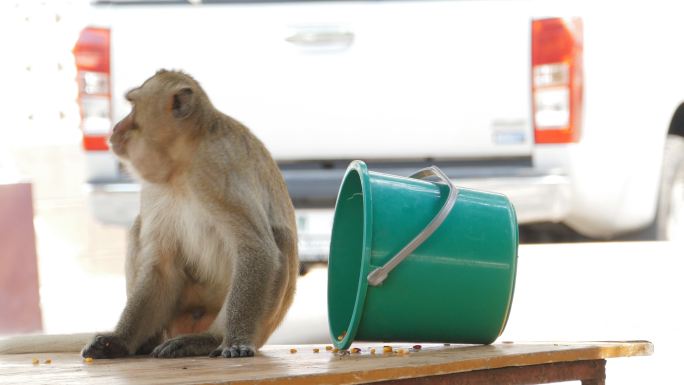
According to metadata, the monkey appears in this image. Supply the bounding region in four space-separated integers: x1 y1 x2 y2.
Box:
74 69 299 358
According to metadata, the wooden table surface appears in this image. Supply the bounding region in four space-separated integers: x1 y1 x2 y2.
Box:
0 341 652 385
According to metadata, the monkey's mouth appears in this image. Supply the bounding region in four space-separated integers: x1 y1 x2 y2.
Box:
109 138 128 158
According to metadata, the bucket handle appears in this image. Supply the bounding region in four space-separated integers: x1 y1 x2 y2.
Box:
367 166 459 286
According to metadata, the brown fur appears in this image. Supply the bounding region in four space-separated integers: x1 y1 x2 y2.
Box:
80 70 298 359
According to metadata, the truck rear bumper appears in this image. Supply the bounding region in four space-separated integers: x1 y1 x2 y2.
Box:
87 165 570 262
458 173 571 224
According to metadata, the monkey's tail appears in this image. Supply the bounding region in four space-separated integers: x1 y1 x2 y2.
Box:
0 333 94 354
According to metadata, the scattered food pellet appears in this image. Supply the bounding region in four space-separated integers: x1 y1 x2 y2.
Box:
31 358 39 365
413 345 422 350
84 357 94 363
383 346 393 353
333 348 339 353
351 347 361 354
290 348 297 354
44 359 52 364
182 367 188 370
325 346 333 351
370 348 376 354
397 348 408 355
337 331 347 341
313 348 320 353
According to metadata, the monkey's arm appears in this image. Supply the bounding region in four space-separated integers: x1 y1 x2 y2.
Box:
210 241 282 358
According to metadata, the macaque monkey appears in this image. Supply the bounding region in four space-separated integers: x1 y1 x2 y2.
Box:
78 70 299 358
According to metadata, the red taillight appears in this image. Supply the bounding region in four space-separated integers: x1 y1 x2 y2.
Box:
531 18 583 144
82 136 110 152
73 27 111 151
73 27 110 73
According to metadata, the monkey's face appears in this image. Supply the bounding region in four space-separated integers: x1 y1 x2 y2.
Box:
109 72 197 183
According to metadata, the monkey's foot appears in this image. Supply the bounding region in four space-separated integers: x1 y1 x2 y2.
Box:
209 343 255 358
152 334 220 358
135 334 163 355
81 334 129 359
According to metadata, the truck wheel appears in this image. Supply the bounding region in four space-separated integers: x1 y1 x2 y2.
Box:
651 135 684 240
299 262 311 276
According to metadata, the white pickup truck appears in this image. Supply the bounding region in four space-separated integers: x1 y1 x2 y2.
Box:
73 0 684 267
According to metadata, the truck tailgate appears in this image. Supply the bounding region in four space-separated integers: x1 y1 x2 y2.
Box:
101 0 533 161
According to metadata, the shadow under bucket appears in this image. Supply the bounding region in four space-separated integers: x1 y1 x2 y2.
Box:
328 160 518 350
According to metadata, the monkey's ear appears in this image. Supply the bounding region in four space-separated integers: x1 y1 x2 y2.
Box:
172 87 194 119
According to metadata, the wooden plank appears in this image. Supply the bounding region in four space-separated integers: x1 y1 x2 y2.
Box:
373 359 606 385
0 341 652 385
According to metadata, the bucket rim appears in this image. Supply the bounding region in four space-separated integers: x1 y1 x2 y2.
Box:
328 160 373 350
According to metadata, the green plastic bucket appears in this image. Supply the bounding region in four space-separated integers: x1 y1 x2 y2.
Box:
328 160 518 350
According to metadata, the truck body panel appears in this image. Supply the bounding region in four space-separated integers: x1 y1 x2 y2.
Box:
78 0 684 256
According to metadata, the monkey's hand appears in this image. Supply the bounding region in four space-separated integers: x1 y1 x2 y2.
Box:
209 340 255 358
81 334 129 359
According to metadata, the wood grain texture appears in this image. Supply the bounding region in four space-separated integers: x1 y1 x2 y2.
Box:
373 359 606 385
0 341 652 385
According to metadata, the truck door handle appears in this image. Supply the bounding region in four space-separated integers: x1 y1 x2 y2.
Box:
285 29 355 49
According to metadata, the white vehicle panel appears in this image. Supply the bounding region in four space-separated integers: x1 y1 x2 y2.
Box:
98 0 534 161
82 0 684 241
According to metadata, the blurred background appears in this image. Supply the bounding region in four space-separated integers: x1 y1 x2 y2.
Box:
0 1 682 384
0 0 128 334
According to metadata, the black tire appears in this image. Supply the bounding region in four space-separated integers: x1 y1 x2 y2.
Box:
644 135 684 240
298 262 311 276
